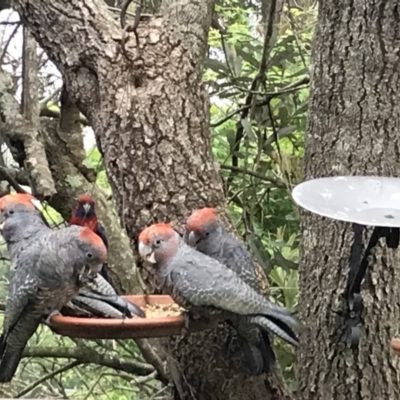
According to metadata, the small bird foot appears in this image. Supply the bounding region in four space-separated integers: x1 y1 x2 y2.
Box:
44 310 62 326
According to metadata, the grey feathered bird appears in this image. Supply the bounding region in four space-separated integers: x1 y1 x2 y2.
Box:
0 202 145 320
0 203 51 270
138 223 299 351
184 207 276 375
0 214 107 383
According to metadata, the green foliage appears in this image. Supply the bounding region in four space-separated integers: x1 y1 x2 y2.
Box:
83 146 110 190
205 1 317 385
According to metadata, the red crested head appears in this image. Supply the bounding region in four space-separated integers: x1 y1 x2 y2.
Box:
70 194 98 230
138 223 179 264
185 207 219 235
77 194 95 205
0 193 37 212
138 223 176 245
78 227 107 263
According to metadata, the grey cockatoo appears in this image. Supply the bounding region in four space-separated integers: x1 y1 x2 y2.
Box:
183 207 277 375
138 223 299 358
0 213 107 383
0 203 51 266
0 199 145 320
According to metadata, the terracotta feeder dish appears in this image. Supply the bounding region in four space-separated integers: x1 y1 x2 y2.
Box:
49 295 187 339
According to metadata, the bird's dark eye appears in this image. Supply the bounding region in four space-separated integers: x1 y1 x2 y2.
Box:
9 210 14 215
86 252 93 259
205 232 210 236
155 239 161 246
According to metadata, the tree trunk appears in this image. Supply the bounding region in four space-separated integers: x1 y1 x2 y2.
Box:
298 1 400 399
12 0 293 398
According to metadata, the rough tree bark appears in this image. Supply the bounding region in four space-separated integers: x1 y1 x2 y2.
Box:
11 0 294 399
298 2 400 399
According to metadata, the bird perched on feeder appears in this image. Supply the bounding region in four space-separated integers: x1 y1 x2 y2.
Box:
138 223 299 352
68 194 145 317
0 213 107 383
0 198 145 320
183 207 276 375
69 194 111 282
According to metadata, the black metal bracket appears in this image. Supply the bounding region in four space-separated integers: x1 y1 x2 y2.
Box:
345 224 400 348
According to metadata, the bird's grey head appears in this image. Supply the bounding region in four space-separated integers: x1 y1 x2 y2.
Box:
184 207 223 252
138 223 180 265
0 204 48 243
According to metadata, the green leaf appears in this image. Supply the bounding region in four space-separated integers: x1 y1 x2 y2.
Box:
204 58 229 74
241 117 257 141
246 233 273 275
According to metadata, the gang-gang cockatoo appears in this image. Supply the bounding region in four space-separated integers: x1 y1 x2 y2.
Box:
138 223 299 361
184 207 280 375
0 211 107 382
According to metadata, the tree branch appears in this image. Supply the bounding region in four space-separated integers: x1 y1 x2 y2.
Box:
227 0 277 188
0 165 29 193
0 68 56 199
0 166 30 186
219 164 287 189
16 360 81 398
23 346 155 377
210 76 310 128
20 26 54 198
40 105 89 126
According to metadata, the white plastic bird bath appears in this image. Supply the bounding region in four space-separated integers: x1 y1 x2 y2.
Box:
292 176 400 227
292 175 400 349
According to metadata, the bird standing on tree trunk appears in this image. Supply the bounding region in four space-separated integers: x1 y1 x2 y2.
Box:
69 194 111 283
138 223 299 351
183 207 277 375
0 212 107 383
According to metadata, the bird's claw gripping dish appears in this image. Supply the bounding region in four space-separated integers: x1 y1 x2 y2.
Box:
44 310 63 325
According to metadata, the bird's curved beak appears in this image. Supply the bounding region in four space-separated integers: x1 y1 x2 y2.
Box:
83 203 91 214
0 213 5 231
138 242 156 264
187 231 199 248
91 263 103 275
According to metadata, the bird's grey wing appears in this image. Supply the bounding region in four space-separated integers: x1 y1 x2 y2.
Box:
71 295 127 318
220 238 259 290
169 256 258 313
3 271 37 333
170 254 296 323
82 273 116 296
79 274 145 318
